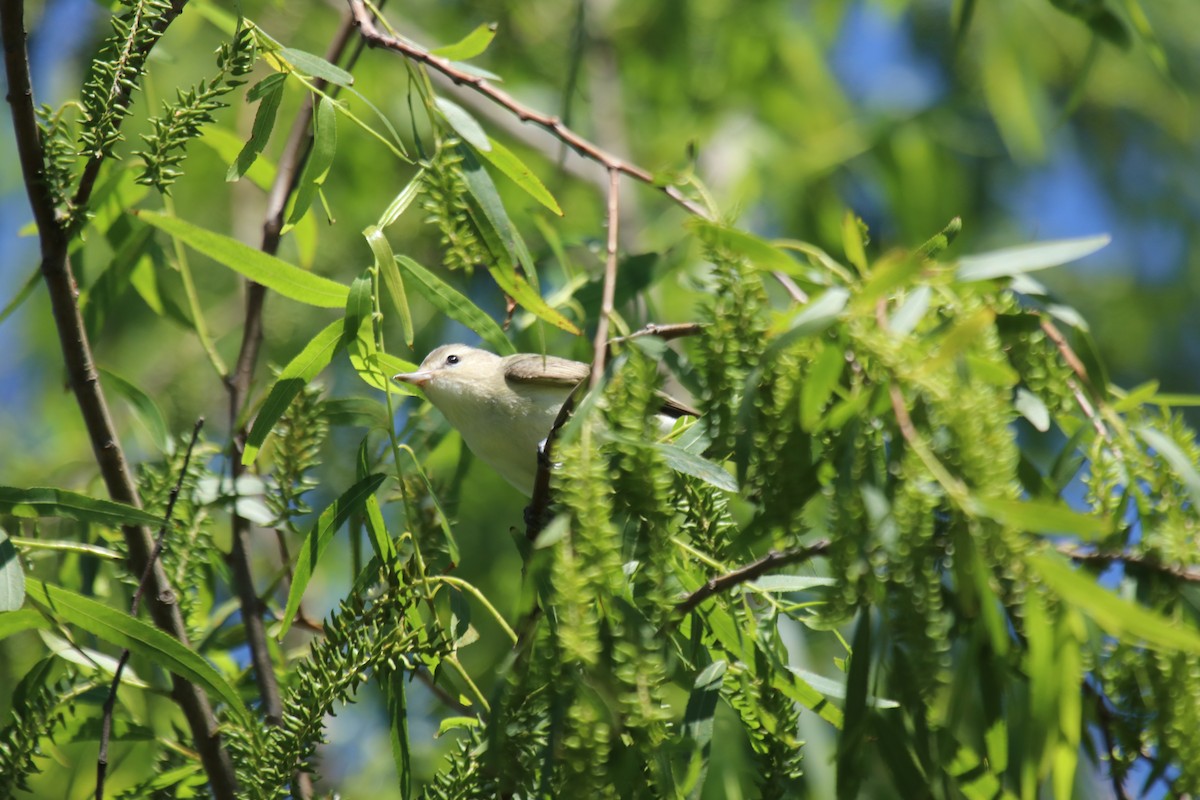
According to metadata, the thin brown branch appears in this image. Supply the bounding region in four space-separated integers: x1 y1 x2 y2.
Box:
608 321 706 346
97 419 204 800
347 0 713 219
1038 315 1114 444
590 168 621 390
1 4 237 796
674 540 831 617
223 14 361 799
1058 543 1200 583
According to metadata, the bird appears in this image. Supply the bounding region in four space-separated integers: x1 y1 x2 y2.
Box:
393 344 698 496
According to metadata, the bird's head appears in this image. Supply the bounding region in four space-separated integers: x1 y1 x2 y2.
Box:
392 344 503 404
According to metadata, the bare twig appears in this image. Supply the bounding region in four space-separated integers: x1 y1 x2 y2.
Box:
347 0 713 219
1 4 237 796
97 420 204 800
607 321 706 348
590 168 621 390
674 540 831 617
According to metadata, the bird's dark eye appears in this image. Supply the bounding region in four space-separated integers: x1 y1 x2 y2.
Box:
445 354 460 366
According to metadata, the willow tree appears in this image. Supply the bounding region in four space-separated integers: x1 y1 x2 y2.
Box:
1 1 1198 798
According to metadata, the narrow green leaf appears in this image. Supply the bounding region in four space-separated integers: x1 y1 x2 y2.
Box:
0 529 24 611
752 575 836 593
279 473 388 637
398 447 460 566
767 288 850 356
201 126 276 192
478 136 562 216
957 235 1111 282
287 96 338 226
0 607 48 641
365 226 414 346
1147 393 1200 408
690 220 804 276
436 98 490 152
1014 387 1050 432
0 486 162 528
396 255 514 355
242 321 345 465
278 47 354 86
788 666 899 708
682 658 725 796
1136 426 1200 510
137 211 349 308
975 496 1110 539
99 368 170 453
841 210 867 273
653 442 737 492
889 285 932 336
0 264 41 326
457 145 580 334
1029 552 1200 653
228 73 285 182
801 342 844 432
430 22 498 60
378 170 424 228
24 580 249 722
383 668 413 798
363 494 395 562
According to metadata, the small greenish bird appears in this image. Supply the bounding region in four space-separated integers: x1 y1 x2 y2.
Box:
393 344 698 496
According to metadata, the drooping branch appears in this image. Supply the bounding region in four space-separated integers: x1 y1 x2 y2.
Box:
1 3 237 796
346 0 713 220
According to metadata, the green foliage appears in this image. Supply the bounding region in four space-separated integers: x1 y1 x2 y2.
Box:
5 0 1200 798
134 27 256 192
0 659 74 796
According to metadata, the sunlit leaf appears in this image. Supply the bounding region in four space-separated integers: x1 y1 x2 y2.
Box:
278 47 354 86
1029 553 1200 653
478 137 562 216
137 211 349 308
24 580 250 722
0 486 163 528
430 23 498 61
957 235 1111 282
279 473 388 637
0 529 24 611
396 255 514 354
242 321 345 465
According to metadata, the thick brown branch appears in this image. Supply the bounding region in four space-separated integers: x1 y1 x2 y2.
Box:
675 540 832 617
2 4 237 796
347 0 713 219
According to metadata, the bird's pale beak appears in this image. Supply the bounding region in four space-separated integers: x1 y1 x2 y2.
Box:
393 370 434 388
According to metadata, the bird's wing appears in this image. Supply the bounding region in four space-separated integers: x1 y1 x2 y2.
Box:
503 354 591 387
504 353 700 417
656 392 700 419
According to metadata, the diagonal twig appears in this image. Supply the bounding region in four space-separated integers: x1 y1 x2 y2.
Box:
97 419 204 800
674 539 832 618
